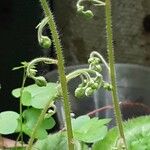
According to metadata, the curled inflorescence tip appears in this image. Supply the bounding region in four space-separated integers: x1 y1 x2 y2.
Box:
37 17 51 49
76 0 105 19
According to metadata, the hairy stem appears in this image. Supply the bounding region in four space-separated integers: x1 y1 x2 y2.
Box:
66 68 102 82
105 0 127 148
26 57 57 78
38 0 74 149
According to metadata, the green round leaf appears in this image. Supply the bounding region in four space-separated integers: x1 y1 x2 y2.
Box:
12 82 58 109
21 91 32 106
23 108 55 139
0 111 19 134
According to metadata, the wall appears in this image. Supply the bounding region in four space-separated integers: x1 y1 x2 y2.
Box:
53 0 150 66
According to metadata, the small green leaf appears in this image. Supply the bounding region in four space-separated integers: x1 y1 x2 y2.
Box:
72 115 111 143
12 82 58 109
0 111 19 134
23 108 55 139
21 91 32 106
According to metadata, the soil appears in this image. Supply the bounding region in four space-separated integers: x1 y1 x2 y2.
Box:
0 137 26 149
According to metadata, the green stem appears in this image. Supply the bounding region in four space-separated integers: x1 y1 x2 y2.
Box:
38 0 74 149
105 0 127 148
16 69 27 147
26 95 58 150
66 68 101 81
26 57 57 78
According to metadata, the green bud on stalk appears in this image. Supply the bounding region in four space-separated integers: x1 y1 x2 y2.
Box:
83 10 94 19
35 76 47 87
103 82 112 91
40 36 51 49
85 87 94 96
75 87 85 98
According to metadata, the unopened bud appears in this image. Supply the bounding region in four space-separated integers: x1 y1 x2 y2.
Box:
75 87 85 98
35 76 47 87
40 36 51 49
85 87 94 96
83 10 94 19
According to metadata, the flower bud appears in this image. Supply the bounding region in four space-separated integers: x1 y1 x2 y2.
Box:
75 87 85 98
83 10 94 19
30 69 37 76
35 76 47 87
91 82 99 90
85 87 94 96
88 57 95 64
94 65 102 72
103 82 112 91
40 36 51 49
88 57 101 65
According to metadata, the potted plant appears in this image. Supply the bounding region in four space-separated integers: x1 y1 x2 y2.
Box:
0 0 150 150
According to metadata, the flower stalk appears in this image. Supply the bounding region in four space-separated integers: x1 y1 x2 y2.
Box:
105 0 127 149
38 0 74 149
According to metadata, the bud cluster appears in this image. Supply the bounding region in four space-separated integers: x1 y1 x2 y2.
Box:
75 74 103 98
74 53 112 98
88 56 102 72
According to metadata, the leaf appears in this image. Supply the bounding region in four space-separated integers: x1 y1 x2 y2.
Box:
21 91 32 106
12 82 58 109
72 115 111 143
33 131 88 150
22 108 55 139
0 111 19 134
33 132 67 150
92 116 150 150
